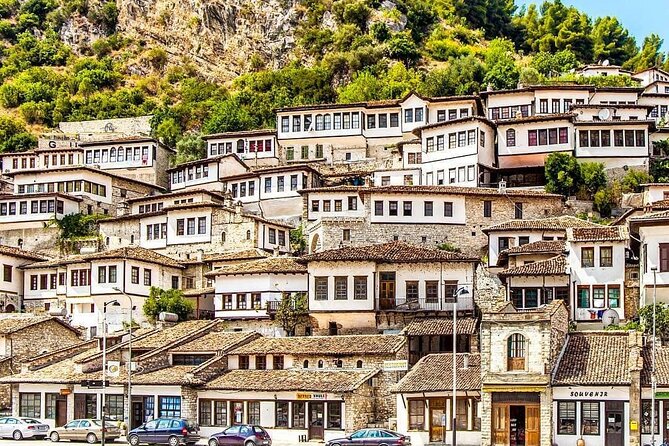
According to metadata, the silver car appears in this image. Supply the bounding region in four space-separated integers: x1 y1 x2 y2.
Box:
0 416 50 440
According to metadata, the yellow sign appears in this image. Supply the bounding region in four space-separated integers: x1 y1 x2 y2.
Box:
59 388 71 396
296 392 327 400
630 420 638 431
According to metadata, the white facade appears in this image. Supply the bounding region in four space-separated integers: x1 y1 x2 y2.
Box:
205 130 277 161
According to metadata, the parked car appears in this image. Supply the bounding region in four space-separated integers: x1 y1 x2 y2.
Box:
0 416 49 440
207 425 271 446
49 419 122 444
127 418 200 446
325 428 411 446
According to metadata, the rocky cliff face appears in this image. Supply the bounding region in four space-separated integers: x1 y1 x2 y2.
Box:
116 0 302 79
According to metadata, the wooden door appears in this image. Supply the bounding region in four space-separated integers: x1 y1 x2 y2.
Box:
379 273 396 310
525 406 540 446
605 409 624 446
308 402 324 440
131 401 143 429
492 404 509 446
56 399 67 427
429 399 446 442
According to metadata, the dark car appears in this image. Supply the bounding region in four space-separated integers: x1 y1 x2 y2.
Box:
207 425 271 446
325 428 411 446
127 418 200 446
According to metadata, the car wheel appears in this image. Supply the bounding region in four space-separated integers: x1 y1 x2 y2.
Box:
50 432 60 442
86 432 98 444
128 434 140 446
12 430 23 440
208 440 218 446
244 441 256 446
168 435 179 446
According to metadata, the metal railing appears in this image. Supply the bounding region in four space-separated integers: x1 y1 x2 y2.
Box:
376 295 474 312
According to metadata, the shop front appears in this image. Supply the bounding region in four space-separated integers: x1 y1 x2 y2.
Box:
553 386 630 446
490 391 542 446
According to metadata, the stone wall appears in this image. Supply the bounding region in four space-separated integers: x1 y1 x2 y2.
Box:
344 382 375 431
0 227 61 254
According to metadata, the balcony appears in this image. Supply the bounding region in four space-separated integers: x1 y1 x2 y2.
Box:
266 300 281 316
376 295 474 313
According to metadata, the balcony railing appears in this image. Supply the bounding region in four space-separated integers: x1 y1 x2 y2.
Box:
266 301 281 314
376 295 474 312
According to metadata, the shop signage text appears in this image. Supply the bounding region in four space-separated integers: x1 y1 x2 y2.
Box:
297 392 327 400
568 390 609 398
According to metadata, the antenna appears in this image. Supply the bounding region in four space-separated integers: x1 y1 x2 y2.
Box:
601 309 620 328
602 59 610 66
498 180 507 194
598 108 611 121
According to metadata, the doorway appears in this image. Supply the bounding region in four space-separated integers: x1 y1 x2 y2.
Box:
429 399 445 442
131 401 143 429
308 402 324 440
605 401 624 446
55 398 67 427
379 272 396 310
509 405 525 446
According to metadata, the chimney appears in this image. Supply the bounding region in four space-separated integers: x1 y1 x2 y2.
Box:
223 192 234 208
463 355 469 369
486 83 493 92
235 201 243 215
196 249 204 262
273 246 280 257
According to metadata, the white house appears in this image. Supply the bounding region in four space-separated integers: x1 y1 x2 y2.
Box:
203 129 278 163
630 210 669 304
0 246 47 312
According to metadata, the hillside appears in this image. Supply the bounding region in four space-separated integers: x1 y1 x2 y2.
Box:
0 0 667 160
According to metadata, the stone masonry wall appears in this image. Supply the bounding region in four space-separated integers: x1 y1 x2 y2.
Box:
344 382 375 431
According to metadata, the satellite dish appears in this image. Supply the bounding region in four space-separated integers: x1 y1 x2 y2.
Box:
602 59 610 66
602 309 620 328
598 108 611 120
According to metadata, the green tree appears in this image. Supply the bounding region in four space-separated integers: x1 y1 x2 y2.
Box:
46 213 106 253
290 226 307 255
174 133 205 165
591 16 638 66
275 292 309 336
530 49 578 77
638 304 669 340
0 115 36 153
593 188 614 218
419 55 485 96
154 117 181 148
621 169 653 193
143 287 194 322
579 162 607 196
483 38 520 90
202 97 255 134
544 152 581 196
624 34 664 71
386 31 421 66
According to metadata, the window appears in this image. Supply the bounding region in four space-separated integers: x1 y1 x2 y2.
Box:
581 247 594 268
19 393 40 418
158 396 181 418
661 243 669 272
426 137 434 152
581 402 600 435
424 201 433 217
577 286 590 308
334 200 342 212
514 202 523 219
406 281 419 302
483 200 492 217
403 201 412 216
255 355 267 370
506 129 516 146
404 109 413 123
593 286 605 309
408 400 425 430
528 130 538 146
334 276 347 300
277 177 284 192
389 201 398 216
2 265 11 283
614 130 624 147
518 236 530 246
347 196 357 211
269 228 276 244
293 402 306 429
143 269 152 286
559 127 568 144
315 277 328 300
608 285 620 308
199 400 212 426
425 281 439 303
642 400 660 434
323 201 331 212
600 246 613 267
327 403 342 429
131 267 139 284
507 333 525 371
198 217 207 234
539 99 548 113
248 402 260 425
367 114 376 129
107 394 124 421
498 237 509 252
353 276 367 300
342 229 350 241
176 219 185 236
275 401 289 428
558 401 576 435
444 202 453 217
285 147 294 160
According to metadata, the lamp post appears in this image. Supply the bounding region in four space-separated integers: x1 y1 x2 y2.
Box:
652 267 658 446
448 286 469 446
101 299 120 446
113 287 134 432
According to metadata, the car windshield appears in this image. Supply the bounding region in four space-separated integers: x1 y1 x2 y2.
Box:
22 419 40 424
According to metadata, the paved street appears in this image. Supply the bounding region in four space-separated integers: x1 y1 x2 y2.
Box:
0 437 301 446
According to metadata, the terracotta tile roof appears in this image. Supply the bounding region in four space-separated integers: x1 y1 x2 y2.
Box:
553 332 631 385
127 365 198 386
301 185 563 199
643 345 669 386
0 245 48 261
484 215 601 233
203 369 379 393
7 166 166 191
124 189 228 204
23 247 183 269
206 257 307 276
495 113 575 125
78 136 157 147
401 317 478 336
230 334 406 356
630 210 669 224
413 116 496 135
203 129 276 139
170 331 259 353
0 315 77 335
245 214 295 229
205 249 270 263
498 255 568 277
649 199 669 210
503 240 566 256
181 287 215 297
0 348 101 384
301 241 478 263
392 353 481 393
567 226 629 242
132 320 220 350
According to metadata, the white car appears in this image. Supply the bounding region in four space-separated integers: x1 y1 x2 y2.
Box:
0 416 50 440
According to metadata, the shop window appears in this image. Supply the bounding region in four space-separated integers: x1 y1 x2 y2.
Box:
158 396 181 418
642 400 660 434
199 400 212 426
19 393 40 418
214 400 227 426
557 401 576 435
408 400 425 430
327 402 342 429
248 402 260 425
292 402 306 429
276 402 289 428
581 402 600 435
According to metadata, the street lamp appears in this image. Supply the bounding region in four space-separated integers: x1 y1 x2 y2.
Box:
446 286 469 446
101 299 120 446
112 286 134 432
651 267 658 446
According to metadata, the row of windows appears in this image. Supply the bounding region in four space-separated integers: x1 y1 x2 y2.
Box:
581 246 614 268
372 200 456 217
11 157 36 170
171 165 210 184
268 228 287 245
220 293 263 310
425 165 477 185
209 139 273 156
18 181 107 197
538 98 584 114
281 113 361 133
557 401 601 436
578 129 645 148
505 127 569 147
426 130 477 151
29 272 64 291
285 144 324 160
41 153 78 168
489 105 531 120
0 199 65 216
314 276 368 301
576 284 621 309
407 152 422 164
366 112 400 129
176 217 207 236
236 354 285 370
311 196 358 213
146 223 167 240
509 287 569 309
650 105 668 118
436 108 470 122
138 202 163 214
85 146 151 165
30 266 155 289
408 397 480 431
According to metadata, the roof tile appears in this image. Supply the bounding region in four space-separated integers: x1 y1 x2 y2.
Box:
207 257 307 276
392 353 481 393
204 369 379 392
485 215 601 232
302 241 477 263
567 226 629 242
498 255 568 277
401 318 478 336
230 334 405 356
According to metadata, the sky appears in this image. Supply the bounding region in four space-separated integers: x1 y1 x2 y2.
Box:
515 0 668 51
